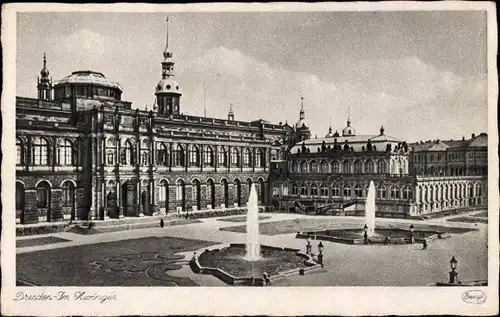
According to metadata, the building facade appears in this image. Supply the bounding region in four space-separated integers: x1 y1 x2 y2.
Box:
15 28 296 224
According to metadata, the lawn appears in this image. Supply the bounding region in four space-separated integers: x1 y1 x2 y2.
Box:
447 216 488 224
17 236 215 286
216 215 271 223
17 236 71 248
219 217 476 236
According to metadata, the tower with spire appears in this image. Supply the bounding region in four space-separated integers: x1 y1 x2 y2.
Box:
154 17 182 116
295 96 311 142
37 53 52 100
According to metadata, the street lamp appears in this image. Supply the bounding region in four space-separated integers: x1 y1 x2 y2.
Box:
317 241 324 267
306 234 312 255
409 224 415 244
363 224 368 244
449 256 458 284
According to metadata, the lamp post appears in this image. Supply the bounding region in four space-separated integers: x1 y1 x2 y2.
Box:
317 241 324 267
363 224 368 245
449 256 458 284
306 234 312 255
409 224 415 244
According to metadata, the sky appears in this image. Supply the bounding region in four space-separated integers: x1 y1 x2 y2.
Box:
16 11 488 142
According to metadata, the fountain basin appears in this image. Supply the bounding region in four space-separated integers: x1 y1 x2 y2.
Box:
296 225 475 245
190 243 321 286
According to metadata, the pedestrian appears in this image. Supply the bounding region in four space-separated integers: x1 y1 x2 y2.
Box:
160 219 165 228
423 240 428 250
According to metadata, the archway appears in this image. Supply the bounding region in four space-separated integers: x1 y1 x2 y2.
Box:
158 180 169 214
16 182 25 223
36 180 52 222
61 180 76 220
121 180 136 217
192 179 201 210
234 179 241 206
141 190 150 215
207 179 215 208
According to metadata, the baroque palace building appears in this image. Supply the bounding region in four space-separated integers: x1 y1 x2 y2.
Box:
15 22 488 224
15 26 296 224
269 113 488 217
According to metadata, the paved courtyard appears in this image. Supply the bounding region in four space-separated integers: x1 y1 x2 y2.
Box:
16 211 488 287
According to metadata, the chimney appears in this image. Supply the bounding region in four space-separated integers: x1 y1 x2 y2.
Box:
471 133 476 138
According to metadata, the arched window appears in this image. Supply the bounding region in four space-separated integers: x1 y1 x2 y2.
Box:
231 148 240 167
61 181 75 207
300 183 308 195
157 143 169 166
390 186 400 199
354 160 363 174
16 138 23 165
331 160 340 173
342 160 351 174
310 160 318 173
377 185 387 199
292 183 299 195
403 186 412 200
310 184 318 196
331 184 341 197
176 179 185 208
122 140 134 165
36 181 51 209
206 179 215 207
475 183 482 197
221 179 229 206
243 148 251 167
203 146 214 167
300 161 308 173
320 160 329 173
255 149 265 168
158 180 169 210
291 161 298 173
174 144 185 167
192 179 201 209
467 183 473 197
58 140 73 166
365 160 374 173
343 184 351 198
320 184 329 197
354 185 363 198
218 147 227 167
189 145 200 167
377 160 387 174
33 137 49 165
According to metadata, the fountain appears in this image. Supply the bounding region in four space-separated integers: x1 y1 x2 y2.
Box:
191 185 319 286
365 181 376 238
245 184 261 261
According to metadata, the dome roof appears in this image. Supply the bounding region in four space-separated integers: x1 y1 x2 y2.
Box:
55 70 123 91
342 120 356 136
40 66 49 77
295 118 309 129
155 78 182 94
325 127 335 138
